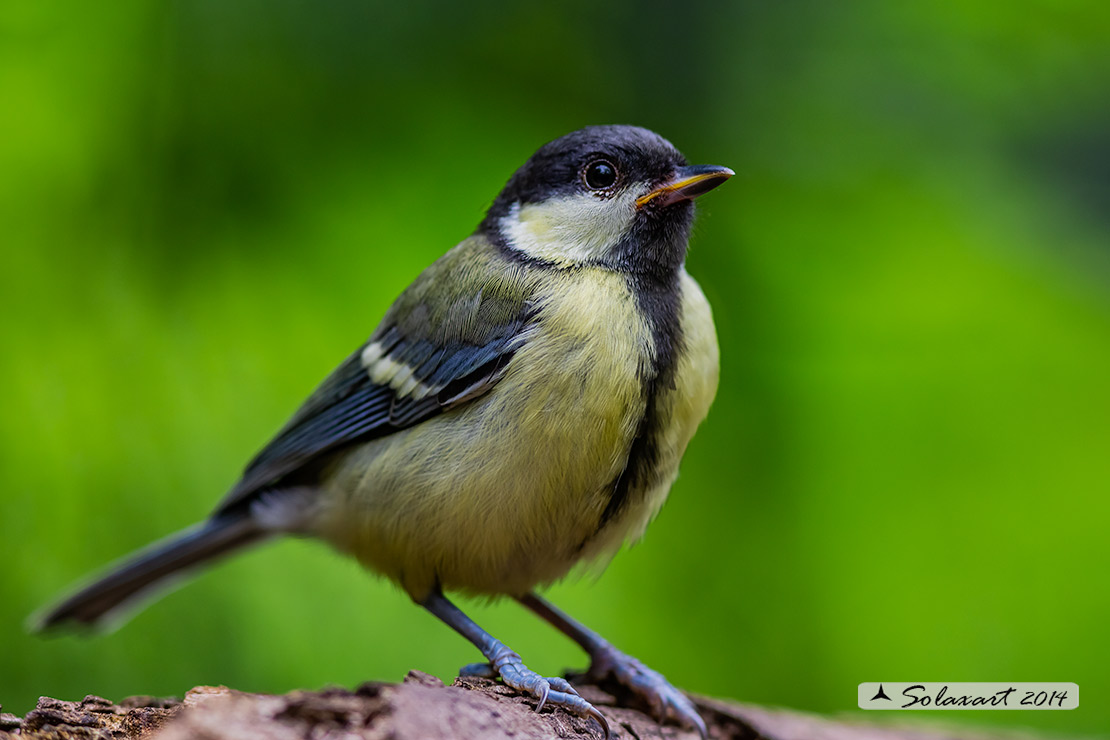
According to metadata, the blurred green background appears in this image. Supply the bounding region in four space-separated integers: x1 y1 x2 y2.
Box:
2 1 1108 736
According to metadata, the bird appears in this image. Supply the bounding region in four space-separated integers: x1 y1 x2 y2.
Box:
34 125 732 738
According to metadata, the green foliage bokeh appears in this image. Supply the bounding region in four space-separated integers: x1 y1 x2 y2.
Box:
2 2 1108 736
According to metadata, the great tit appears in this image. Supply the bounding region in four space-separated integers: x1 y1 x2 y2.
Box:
35 125 732 738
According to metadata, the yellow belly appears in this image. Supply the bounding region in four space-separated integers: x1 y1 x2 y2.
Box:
314 268 653 599
312 268 718 601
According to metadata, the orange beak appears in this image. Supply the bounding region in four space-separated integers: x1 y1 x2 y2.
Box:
635 164 735 209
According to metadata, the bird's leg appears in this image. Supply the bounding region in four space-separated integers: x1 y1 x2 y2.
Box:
518 592 707 738
421 589 610 738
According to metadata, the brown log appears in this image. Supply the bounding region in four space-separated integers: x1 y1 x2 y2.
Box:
0 672 1038 740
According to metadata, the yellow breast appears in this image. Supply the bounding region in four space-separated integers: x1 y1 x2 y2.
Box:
579 270 720 564
315 267 654 600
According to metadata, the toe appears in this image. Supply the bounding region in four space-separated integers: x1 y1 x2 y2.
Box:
459 661 497 679
491 660 609 736
546 690 610 738
590 647 706 735
662 689 706 738
545 676 580 696
497 661 550 704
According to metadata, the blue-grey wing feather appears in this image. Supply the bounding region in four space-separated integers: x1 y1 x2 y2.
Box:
214 235 541 515
216 321 529 515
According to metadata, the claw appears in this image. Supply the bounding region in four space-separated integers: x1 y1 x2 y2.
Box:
586 704 611 740
534 682 549 713
690 711 707 739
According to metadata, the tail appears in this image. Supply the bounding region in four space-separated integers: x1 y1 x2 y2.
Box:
32 514 268 632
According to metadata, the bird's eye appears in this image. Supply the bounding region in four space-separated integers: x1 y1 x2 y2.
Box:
582 159 618 191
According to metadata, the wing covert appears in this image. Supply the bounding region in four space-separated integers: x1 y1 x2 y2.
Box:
215 237 540 514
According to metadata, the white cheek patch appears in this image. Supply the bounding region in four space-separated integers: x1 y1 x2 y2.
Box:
499 191 640 266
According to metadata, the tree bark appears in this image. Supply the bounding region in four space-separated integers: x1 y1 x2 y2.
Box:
0 672 1036 740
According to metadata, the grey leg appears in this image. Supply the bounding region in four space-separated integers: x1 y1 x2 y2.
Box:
421 589 610 738
519 592 707 738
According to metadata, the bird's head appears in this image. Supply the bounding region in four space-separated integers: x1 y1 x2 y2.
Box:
480 125 732 278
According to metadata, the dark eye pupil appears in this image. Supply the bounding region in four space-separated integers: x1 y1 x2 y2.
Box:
584 161 617 190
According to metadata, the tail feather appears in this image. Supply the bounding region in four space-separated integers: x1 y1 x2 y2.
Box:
32 514 267 632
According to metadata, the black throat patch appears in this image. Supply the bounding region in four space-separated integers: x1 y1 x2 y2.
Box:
598 269 685 529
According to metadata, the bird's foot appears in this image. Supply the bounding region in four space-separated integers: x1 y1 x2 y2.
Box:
588 645 706 738
461 648 610 738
